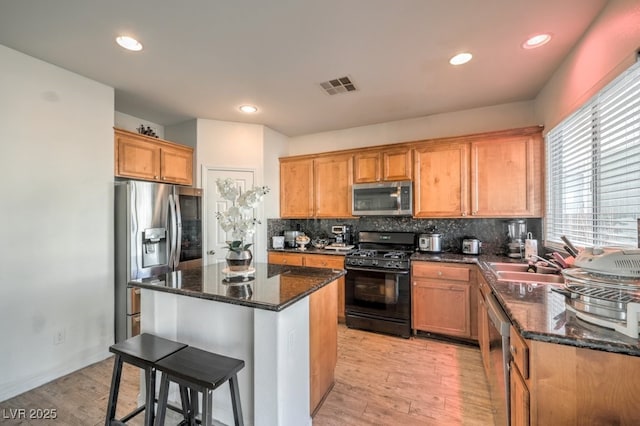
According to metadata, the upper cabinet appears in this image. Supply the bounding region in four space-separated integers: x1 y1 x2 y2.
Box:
471 132 543 217
280 158 314 218
314 154 353 218
280 154 353 218
114 128 193 186
279 126 543 219
414 127 544 218
353 147 412 183
414 142 470 217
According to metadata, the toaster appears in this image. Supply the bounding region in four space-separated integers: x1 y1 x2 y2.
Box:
462 238 482 255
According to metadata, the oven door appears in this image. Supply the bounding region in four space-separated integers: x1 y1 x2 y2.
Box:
345 266 411 320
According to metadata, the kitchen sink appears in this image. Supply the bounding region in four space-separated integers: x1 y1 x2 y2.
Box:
493 270 564 284
487 262 530 272
487 262 564 284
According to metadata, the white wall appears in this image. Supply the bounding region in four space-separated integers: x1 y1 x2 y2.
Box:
263 126 289 220
535 0 640 132
288 100 538 155
195 119 288 262
114 110 165 139
0 45 115 401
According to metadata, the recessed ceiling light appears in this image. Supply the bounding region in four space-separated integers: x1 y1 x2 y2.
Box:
116 36 143 51
449 52 473 66
522 33 552 49
239 105 258 113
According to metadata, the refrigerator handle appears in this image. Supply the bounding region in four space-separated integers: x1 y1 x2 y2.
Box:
174 192 183 269
168 194 178 268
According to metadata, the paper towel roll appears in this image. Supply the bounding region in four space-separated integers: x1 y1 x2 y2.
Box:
524 232 538 260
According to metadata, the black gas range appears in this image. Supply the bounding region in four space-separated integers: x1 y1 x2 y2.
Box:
344 231 415 338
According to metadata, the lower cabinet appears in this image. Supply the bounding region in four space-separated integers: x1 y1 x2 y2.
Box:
411 262 477 339
510 365 530 426
510 325 640 425
268 252 346 322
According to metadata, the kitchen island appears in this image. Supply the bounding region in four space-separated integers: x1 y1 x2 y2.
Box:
129 262 346 426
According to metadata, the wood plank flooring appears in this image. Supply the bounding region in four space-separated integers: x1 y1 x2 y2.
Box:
0 325 495 425
313 326 495 426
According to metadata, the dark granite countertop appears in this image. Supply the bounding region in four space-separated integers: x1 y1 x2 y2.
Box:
411 252 640 356
129 263 346 312
267 247 348 256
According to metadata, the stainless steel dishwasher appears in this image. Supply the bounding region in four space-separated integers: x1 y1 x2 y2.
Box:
486 291 511 425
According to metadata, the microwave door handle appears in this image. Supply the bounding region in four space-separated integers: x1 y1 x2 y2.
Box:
396 186 401 211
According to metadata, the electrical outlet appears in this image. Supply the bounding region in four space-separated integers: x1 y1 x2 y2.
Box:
53 328 65 345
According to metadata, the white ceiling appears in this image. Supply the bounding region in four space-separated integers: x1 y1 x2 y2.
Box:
0 0 608 136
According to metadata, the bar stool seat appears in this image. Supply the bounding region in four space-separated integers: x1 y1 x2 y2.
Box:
154 346 245 426
105 333 188 426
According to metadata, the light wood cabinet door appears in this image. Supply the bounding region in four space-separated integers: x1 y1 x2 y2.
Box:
353 152 381 183
280 158 314 218
115 133 161 181
314 154 353 218
160 144 193 185
414 143 470 217
471 133 543 217
309 279 338 415
510 364 530 426
354 148 412 183
412 279 471 337
383 148 412 181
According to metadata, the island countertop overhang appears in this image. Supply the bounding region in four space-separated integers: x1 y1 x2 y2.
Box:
129 263 346 312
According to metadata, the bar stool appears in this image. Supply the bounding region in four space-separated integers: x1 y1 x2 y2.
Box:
154 346 245 426
105 333 188 426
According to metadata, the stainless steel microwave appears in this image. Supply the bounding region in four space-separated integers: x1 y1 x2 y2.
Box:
352 181 413 216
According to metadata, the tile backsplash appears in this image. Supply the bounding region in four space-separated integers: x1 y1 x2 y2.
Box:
268 217 542 255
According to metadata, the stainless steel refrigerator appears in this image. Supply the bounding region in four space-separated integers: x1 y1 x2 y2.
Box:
114 180 202 342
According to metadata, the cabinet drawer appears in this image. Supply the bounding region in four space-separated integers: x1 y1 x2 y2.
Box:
412 262 470 282
268 252 305 266
304 254 344 269
510 326 529 379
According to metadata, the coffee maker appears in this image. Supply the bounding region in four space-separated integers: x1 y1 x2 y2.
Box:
331 225 353 247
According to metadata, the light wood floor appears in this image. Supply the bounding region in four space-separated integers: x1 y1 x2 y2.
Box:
0 325 494 425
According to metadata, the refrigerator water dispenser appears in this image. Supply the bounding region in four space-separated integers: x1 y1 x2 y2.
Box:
142 227 167 267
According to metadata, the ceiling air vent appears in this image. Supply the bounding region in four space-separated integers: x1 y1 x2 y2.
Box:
320 76 357 95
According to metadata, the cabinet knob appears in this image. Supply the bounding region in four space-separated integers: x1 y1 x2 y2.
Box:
208 250 216 255
154 175 159 179
472 211 478 215
437 271 443 276
461 212 467 217
510 345 517 355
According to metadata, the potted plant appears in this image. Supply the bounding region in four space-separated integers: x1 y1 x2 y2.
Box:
215 178 270 271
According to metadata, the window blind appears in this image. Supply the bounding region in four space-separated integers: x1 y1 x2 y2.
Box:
546 59 640 248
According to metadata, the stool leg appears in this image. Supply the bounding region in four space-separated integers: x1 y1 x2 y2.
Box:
143 367 157 426
179 385 193 425
229 375 244 426
154 373 170 426
202 389 213 426
105 354 123 426
189 389 198 426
